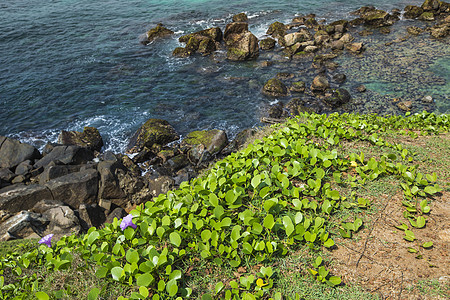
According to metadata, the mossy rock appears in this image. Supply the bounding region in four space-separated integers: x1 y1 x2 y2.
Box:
262 78 288 97
404 5 424 19
58 126 104 152
419 11 435 21
127 119 179 153
172 47 192 58
198 38 217 56
421 0 441 11
259 38 276 50
266 22 286 38
179 27 223 43
232 13 248 23
289 81 306 93
324 88 351 108
304 18 319 29
226 32 259 61
142 23 174 45
182 129 228 155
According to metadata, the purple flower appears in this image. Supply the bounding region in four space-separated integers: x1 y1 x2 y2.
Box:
120 214 137 230
38 234 54 248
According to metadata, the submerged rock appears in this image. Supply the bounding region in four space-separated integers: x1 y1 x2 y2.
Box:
311 75 330 92
141 23 174 45
324 88 352 108
262 78 288 97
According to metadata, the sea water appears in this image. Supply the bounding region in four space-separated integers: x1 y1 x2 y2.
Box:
0 0 447 152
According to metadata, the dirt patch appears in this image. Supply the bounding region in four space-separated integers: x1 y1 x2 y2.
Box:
329 191 450 299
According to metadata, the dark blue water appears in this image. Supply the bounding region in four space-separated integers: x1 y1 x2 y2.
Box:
1 0 445 152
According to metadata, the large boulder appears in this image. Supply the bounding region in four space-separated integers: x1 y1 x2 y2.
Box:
404 5 424 19
127 119 179 154
352 7 393 27
226 32 259 61
176 27 223 57
224 22 249 45
430 23 450 38
141 23 174 45
58 127 104 152
259 38 276 50
179 27 223 43
44 169 99 208
0 136 41 169
421 0 441 11
262 78 288 97
232 13 248 23
97 160 126 200
34 145 94 169
182 130 228 155
324 88 352 108
0 211 48 241
38 164 83 184
0 184 53 214
43 206 81 236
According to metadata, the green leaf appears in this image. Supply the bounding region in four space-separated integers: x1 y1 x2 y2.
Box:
395 223 408 231
202 294 213 300
209 193 219 207
424 186 437 194
408 247 418 253
95 266 108 279
215 282 224 295
404 230 416 242
126 249 139 264
263 214 275 230
324 239 335 248
166 279 178 297
420 200 431 214
251 175 261 189
170 232 182 248
137 273 155 287
111 266 124 281
422 241 433 249
35 292 50 300
327 276 341 286
139 286 149 298
283 216 295 237
213 205 225 219
87 288 100 300
416 216 426 228
87 231 100 245
354 218 363 231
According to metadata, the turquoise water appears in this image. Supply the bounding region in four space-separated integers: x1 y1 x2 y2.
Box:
1 0 444 152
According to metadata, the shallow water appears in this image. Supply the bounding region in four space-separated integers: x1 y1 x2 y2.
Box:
0 0 447 152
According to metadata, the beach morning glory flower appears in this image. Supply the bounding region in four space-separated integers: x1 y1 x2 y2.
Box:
38 234 54 247
120 214 137 230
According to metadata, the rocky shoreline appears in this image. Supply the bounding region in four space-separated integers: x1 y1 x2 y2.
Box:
1 0 449 242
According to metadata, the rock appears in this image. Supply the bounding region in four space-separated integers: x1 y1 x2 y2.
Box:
430 23 449 38
284 32 309 47
105 207 128 224
117 172 146 205
397 101 413 111
224 22 249 44
262 78 288 97
0 136 41 169
304 17 319 29
172 47 192 58
339 33 354 43
0 211 48 241
173 167 197 186
43 206 80 236
58 127 104 152
0 168 15 182
38 164 83 184
0 184 53 214
44 169 99 208
404 5 424 19
31 199 65 214
346 42 365 54
197 38 217 56
266 21 287 38
259 38 276 50
11 175 27 184
311 75 330 92
141 23 174 45
422 95 433 103
267 102 284 119
324 88 352 108
148 176 174 197
232 13 248 23
330 20 349 32
176 27 223 57
407 26 424 35
34 145 94 169
227 32 259 61
353 7 393 27
304 45 319 53
179 27 223 43
356 85 367 93
78 204 105 229
419 12 435 21
333 73 347 84
331 40 345 50
182 129 228 157
15 160 32 176
221 128 256 156
290 81 306 93
285 98 315 116
421 0 441 11
359 29 373 36
98 160 126 200
127 119 179 154
160 154 189 174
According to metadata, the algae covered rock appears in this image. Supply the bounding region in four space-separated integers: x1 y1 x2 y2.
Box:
224 22 249 45
226 32 259 61
289 81 306 93
175 27 223 57
127 119 179 153
419 12 435 21
232 13 248 23
311 75 330 92
266 22 287 38
404 5 424 19
262 78 288 97
421 0 441 11
141 23 174 45
259 38 276 50
324 88 351 108
182 129 228 163
58 127 104 152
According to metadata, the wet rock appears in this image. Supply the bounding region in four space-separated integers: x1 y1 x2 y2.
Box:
421 0 441 11
0 184 53 214
290 81 306 93
407 26 424 35
324 88 352 108
173 47 192 58
359 29 373 36
331 40 345 50
0 136 41 169
34 145 94 169
397 101 413 111
259 38 276 50
404 5 424 19
160 154 189 174
58 127 104 152
379 27 391 34
177 27 223 57
43 205 80 236
262 78 288 97
304 17 319 29
180 27 223 43
339 33 354 43
330 20 349 32
44 169 99 208
227 32 259 61
419 12 435 21
356 85 367 93
304 45 319 53
266 21 287 39
284 32 309 47
232 13 248 23
311 75 330 92
277 72 294 80
105 207 127 224
333 73 347 84
355 7 393 27
224 22 249 45
422 95 434 103
346 42 365 54
0 211 48 241
127 119 179 154
141 23 174 45
267 102 284 119
430 23 449 38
